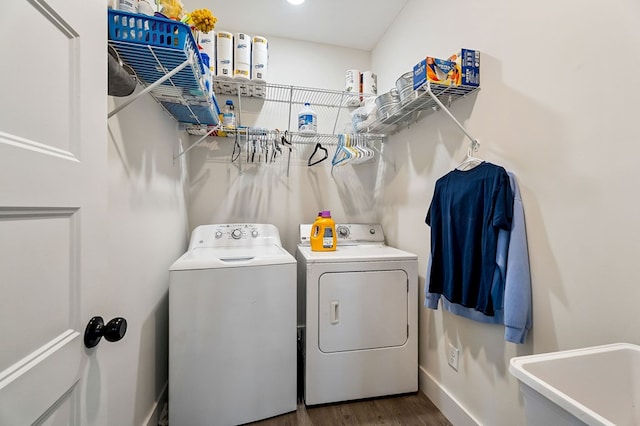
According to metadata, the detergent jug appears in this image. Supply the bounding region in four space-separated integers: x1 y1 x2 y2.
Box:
310 211 337 251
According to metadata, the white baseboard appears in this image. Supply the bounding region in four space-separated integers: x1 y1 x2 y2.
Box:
419 366 480 426
143 382 168 426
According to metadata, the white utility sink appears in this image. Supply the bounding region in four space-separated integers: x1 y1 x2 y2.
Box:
509 343 640 426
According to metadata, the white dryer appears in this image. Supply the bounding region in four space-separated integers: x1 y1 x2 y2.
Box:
169 224 296 426
296 224 418 406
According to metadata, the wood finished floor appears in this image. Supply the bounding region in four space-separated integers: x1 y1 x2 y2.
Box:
247 392 452 426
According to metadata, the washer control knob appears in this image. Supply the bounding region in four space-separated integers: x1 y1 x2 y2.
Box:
215 231 223 239
231 229 242 239
251 230 259 238
337 226 349 238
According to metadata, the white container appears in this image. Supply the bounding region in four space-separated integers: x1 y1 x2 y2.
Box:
199 30 216 75
234 33 251 80
222 100 236 128
252 36 268 82
362 70 377 95
298 102 317 135
510 343 640 426
216 31 233 80
137 0 154 15
118 0 138 13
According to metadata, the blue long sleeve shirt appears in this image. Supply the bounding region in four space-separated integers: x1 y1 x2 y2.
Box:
425 171 532 344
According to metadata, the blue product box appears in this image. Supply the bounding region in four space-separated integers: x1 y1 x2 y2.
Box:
449 48 480 87
413 48 480 90
413 56 456 89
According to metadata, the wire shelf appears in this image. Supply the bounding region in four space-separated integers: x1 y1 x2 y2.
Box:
361 82 480 135
210 78 479 137
212 78 376 109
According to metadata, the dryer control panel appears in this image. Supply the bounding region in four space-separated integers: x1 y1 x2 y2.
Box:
299 224 385 246
188 224 283 249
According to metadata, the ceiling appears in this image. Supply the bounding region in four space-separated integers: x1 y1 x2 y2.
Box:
184 0 408 51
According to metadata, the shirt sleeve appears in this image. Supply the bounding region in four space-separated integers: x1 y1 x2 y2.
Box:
503 173 532 344
424 253 441 309
492 171 514 230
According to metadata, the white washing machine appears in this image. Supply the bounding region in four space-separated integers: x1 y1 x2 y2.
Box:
296 224 418 406
169 224 297 426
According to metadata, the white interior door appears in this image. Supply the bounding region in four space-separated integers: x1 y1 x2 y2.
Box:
0 1 106 425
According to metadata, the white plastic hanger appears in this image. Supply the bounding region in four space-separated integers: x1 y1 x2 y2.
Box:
455 139 483 171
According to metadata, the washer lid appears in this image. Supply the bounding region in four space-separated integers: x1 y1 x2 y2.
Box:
296 244 417 263
170 245 296 271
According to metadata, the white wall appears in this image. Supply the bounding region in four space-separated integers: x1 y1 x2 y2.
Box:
107 94 190 425
372 0 640 424
187 35 374 253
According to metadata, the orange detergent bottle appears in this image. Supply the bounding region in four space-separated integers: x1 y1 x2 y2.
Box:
310 210 337 251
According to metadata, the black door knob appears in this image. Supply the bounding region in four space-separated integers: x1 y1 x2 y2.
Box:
84 316 128 348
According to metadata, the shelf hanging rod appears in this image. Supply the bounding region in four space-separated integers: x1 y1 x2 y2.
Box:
425 82 479 150
108 58 191 119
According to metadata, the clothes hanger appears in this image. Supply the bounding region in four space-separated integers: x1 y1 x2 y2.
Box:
271 132 281 163
331 134 353 176
231 135 241 162
331 135 352 167
455 139 484 171
280 130 293 176
308 142 328 166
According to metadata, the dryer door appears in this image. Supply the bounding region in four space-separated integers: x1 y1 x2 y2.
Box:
318 270 408 353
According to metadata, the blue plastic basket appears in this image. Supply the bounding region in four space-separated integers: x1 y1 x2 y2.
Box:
108 10 190 50
108 9 205 75
108 10 219 126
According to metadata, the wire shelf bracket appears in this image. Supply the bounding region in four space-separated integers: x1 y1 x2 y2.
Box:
423 81 479 152
108 57 191 118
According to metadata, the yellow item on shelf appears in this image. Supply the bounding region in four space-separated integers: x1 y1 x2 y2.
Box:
310 211 337 252
188 8 217 33
159 0 184 20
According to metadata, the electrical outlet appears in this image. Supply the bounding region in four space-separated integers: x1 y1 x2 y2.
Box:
447 343 459 371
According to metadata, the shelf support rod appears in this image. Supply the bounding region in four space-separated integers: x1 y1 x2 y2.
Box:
332 92 345 135
173 125 219 160
236 83 243 127
108 58 191 119
425 82 478 149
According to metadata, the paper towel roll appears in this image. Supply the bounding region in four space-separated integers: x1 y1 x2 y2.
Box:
345 69 361 106
252 36 268 82
345 69 360 93
362 71 377 95
216 31 233 80
199 30 216 75
234 33 251 80
118 0 138 12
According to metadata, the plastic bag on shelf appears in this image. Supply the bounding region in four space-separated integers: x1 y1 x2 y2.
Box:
351 101 380 133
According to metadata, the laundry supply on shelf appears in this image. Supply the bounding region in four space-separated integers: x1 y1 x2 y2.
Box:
222 99 236 128
310 211 336 251
298 102 317 135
